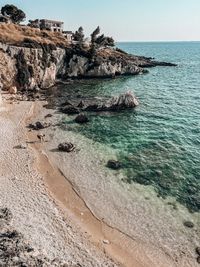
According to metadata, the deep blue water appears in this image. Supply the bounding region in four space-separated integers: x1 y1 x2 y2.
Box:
52 42 200 212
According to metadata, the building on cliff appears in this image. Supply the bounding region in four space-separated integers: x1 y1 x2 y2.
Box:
40 19 64 32
28 19 64 32
63 31 73 42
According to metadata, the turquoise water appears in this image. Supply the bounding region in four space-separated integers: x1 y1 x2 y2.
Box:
51 42 200 212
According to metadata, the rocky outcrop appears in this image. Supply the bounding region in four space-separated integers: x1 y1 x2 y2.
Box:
0 41 176 91
61 91 139 114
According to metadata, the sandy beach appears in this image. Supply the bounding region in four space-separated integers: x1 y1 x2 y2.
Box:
0 94 199 267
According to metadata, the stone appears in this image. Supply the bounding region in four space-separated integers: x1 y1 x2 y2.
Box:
183 221 194 228
102 239 110 245
77 100 85 108
45 114 53 118
28 121 50 130
196 247 200 256
197 256 200 264
75 114 89 124
107 160 122 170
58 142 75 152
61 105 80 115
9 86 17 94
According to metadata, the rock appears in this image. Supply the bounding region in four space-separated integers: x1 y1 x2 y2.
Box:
107 160 122 170
102 239 110 245
84 104 100 112
77 100 85 108
197 256 200 264
84 91 138 112
183 221 194 228
58 142 75 152
75 114 89 124
196 247 200 256
14 144 27 149
105 91 139 111
45 113 53 118
9 86 17 94
28 121 50 130
61 105 80 115
0 41 176 92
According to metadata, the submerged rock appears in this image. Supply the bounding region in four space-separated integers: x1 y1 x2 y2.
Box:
75 114 89 124
107 160 122 170
58 142 75 152
183 221 194 228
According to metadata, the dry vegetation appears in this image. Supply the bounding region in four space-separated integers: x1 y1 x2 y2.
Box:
0 23 69 47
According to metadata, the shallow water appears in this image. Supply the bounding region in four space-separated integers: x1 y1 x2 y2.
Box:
49 42 200 212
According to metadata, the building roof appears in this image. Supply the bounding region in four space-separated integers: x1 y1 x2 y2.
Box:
40 19 64 24
63 31 73 34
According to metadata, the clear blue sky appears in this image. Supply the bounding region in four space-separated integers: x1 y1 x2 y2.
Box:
1 0 200 41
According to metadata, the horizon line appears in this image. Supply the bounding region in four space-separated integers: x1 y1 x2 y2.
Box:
116 40 200 43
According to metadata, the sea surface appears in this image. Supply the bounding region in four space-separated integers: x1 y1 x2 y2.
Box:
49 42 200 213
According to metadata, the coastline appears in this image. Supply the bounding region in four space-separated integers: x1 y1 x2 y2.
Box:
1 94 199 267
28 98 200 267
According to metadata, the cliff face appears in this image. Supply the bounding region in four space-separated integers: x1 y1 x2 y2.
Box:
0 41 176 93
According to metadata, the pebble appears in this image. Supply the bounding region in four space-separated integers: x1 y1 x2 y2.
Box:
102 239 110 245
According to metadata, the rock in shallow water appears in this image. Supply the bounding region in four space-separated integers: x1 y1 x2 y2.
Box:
183 221 194 228
75 114 89 124
107 160 122 170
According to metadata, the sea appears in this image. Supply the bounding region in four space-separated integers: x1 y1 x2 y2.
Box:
48 42 200 213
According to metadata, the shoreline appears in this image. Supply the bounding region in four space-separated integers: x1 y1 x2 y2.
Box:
26 99 178 267
27 100 159 267
1 94 199 267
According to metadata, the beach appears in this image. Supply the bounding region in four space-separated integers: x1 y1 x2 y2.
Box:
0 91 199 267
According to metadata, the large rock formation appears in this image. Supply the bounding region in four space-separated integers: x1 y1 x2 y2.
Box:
0 40 176 92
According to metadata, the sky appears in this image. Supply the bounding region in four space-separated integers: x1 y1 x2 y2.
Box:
0 0 200 42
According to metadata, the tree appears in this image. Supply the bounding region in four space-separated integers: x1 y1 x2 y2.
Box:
91 26 100 43
1 4 26 24
73 26 85 42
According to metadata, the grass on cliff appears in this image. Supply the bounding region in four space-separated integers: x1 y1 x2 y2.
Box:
0 23 69 47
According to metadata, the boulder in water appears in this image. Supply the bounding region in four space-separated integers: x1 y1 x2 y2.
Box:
106 91 139 111
107 160 122 170
75 114 89 124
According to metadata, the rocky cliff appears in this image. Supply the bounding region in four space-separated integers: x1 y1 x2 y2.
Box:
0 41 176 94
